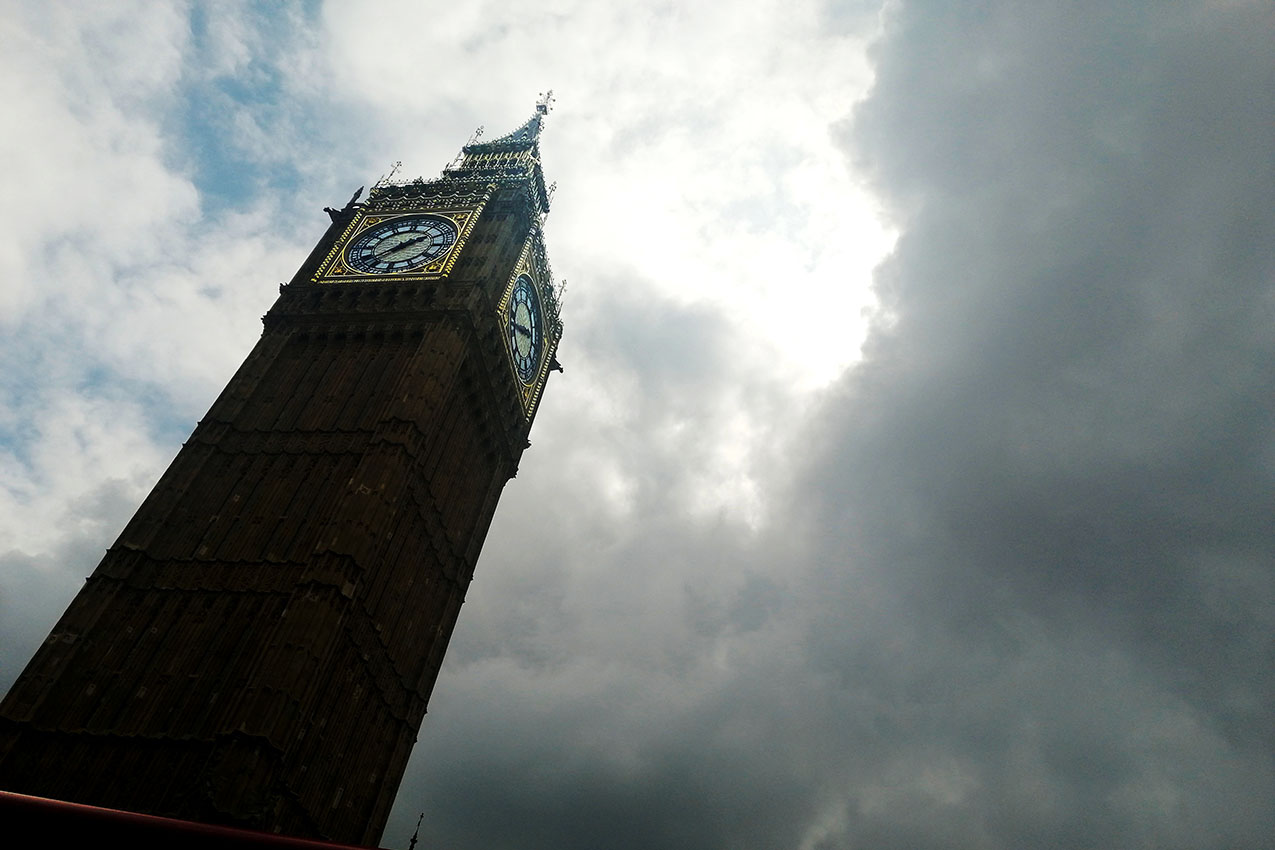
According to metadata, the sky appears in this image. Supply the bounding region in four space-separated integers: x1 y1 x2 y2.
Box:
1 1 1272 848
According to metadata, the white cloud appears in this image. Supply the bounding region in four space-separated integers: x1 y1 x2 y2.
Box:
321 0 893 389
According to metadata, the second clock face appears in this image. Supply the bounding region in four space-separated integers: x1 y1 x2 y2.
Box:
507 275 543 383
346 215 458 274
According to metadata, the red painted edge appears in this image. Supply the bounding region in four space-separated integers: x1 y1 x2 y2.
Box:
0 790 384 849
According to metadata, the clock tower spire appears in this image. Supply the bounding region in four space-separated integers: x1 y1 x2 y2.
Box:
0 105 564 846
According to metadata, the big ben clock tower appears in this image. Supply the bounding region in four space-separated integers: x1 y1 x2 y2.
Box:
0 99 563 845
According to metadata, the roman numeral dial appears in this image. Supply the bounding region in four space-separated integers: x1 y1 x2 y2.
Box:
507 274 543 383
346 215 458 274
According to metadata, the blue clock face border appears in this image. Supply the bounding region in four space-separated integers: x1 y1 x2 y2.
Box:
508 274 543 383
346 214 459 274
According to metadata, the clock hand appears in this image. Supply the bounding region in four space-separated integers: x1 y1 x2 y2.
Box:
374 234 427 260
512 322 532 337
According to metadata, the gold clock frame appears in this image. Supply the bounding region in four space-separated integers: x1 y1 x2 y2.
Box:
498 228 559 417
311 192 491 284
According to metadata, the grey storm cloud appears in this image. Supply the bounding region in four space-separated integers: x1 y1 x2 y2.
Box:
794 1 1274 846
386 2 1275 849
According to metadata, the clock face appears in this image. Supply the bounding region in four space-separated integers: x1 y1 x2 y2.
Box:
507 275 543 383
345 215 458 274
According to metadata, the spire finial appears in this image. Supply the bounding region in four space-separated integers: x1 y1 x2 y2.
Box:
536 90 555 115
408 812 424 850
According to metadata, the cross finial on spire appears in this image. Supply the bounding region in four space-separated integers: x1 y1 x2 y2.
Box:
536 90 555 115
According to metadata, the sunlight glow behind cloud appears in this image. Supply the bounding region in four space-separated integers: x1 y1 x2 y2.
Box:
323 0 894 390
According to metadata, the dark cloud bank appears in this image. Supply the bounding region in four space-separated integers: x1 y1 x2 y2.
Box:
388 2 1274 849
